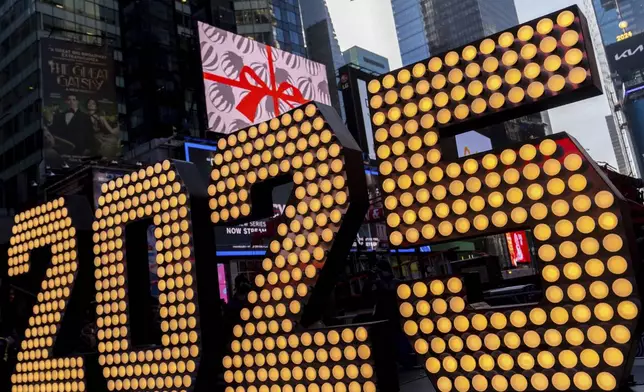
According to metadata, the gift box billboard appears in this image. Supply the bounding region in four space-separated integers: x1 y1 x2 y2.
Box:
198 22 332 134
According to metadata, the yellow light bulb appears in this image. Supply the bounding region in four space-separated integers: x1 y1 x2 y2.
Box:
505 68 522 85
557 10 575 27
471 97 487 114
521 44 537 60
540 36 557 53
569 67 588 84
537 18 553 34
544 55 562 72
468 80 483 98
562 30 579 47
479 38 495 54
508 87 525 103
502 50 518 67
547 75 566 92
483 57 499 73
523 62 540 79
565 48 583 65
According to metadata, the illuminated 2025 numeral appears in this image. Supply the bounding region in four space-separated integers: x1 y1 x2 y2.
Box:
368 5 641 392
5 103 387 392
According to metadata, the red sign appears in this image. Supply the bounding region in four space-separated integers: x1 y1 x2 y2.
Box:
506 231 531 266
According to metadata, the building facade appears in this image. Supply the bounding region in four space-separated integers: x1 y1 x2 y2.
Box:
0 0 124 209
390 0 548 144
119 0 204 146
592 0 644 176
233 0 306 56
606 114 630 174
593 0 644 44
342 46 390 74
300 0 344 113
391 0 519 66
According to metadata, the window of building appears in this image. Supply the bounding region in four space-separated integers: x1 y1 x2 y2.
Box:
286 10 297 25
289 30 300 45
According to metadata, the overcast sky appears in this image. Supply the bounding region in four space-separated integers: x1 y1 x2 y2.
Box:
326 0 619 167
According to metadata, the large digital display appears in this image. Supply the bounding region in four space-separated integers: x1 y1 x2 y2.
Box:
199 22 332 134
41 38 121 168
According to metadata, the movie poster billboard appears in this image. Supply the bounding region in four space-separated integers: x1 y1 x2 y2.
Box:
198 22 331 134
41 38 120 167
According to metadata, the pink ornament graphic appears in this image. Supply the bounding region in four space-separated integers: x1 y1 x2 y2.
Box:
200 42 219 72
220 51 244 79
317 80 331 104
305 58 323 76
207 83 235 113
282 51 302 69
201 23 228 44
208 113 227 133
199 21 330 134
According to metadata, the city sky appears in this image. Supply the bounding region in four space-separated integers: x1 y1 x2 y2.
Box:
326 0 620 168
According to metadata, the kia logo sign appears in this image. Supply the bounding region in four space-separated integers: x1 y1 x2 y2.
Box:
614 44 644 61
606 35 644 76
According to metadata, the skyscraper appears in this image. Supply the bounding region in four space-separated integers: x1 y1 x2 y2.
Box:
343 46 390 74
392 0 520 66
300 0 345 113
233 0 306 56
0 0 124 208
390 0 548 145
592 0 644 43
606 114 630 174
119 0 203 144
591 0 644 176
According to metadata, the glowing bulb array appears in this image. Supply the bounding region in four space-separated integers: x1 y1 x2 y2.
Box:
369 9 594 130
209 104 377 392
92 160 200 391
370 7 640 391
8 198 87 392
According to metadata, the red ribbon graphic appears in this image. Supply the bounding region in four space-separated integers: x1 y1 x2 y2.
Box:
203 45 309 123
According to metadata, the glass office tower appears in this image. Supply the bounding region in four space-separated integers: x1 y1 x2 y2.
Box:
391 0 519 66
234 0 306 56
0 0 123 208
592 0 644 176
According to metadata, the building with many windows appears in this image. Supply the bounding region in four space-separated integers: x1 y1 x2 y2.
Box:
119 0 206 145
0 0 124 209
342 46 390 74
300 0 344 114
391 0 519 66
390 0 549 146
593 0 644 43
591 0 644 176
233 0 306 57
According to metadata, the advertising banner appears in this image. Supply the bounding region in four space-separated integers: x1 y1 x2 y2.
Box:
198 22 331 134
605 34 644 77
505 230 531 266
41 38 120 167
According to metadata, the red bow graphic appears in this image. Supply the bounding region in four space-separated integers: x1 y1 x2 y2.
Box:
203 45 309 123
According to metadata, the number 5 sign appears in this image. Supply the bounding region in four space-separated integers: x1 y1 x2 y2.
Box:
369 5 642 392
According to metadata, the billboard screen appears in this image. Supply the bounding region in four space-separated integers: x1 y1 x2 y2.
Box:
505 230 532 266
198 22 331 134
41 38 120 167
605 34 644 77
